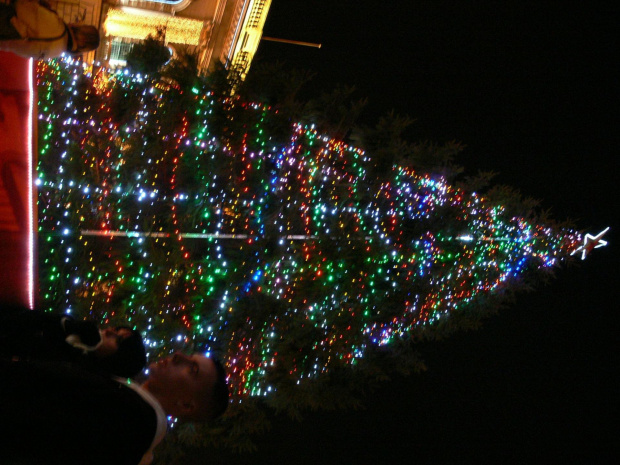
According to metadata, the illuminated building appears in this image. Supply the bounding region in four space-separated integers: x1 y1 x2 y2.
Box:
47 0 272 78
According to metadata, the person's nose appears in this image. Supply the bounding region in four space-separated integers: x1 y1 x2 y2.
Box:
118 328 131 339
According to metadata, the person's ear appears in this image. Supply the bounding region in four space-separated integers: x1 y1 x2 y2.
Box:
177 399 196 415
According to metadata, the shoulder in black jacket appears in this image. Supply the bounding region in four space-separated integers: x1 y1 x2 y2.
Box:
0 357 157 465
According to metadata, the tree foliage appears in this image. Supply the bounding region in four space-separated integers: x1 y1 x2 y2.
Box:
34 57 583 459
124 28 171 75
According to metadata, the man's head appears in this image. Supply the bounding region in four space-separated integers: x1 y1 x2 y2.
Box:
94 326 147 378
66 25 100 54
143 353 229 421
96 327 133 357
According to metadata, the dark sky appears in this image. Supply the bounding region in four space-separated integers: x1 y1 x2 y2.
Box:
210 2 618 463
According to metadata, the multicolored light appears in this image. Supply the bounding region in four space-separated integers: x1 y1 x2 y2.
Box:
36 58 585 402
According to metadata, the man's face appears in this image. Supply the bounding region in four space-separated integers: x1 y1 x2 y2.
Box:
96 327 133 357
146 353 217 417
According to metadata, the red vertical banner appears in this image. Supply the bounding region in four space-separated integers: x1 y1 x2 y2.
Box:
0 52 37 309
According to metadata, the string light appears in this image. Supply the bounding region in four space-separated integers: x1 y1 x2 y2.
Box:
36 58 588 402
104 8 203 45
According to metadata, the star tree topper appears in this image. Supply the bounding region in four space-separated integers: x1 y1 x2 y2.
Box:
571 227 610 260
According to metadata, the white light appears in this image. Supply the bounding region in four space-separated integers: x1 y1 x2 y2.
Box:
571 227 610 260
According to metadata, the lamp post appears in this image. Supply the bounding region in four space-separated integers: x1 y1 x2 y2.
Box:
262 36 321 48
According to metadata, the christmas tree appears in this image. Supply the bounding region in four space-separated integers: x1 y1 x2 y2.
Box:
35 58 605 451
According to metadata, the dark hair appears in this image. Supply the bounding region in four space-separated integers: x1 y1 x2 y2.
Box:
209 358 230 420
67 25 100 54
96 326 147 378
185 357 229 422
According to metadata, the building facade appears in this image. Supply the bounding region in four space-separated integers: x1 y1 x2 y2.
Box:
47 0 271 78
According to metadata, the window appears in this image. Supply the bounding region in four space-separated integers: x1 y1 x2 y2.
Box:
109 39 135 66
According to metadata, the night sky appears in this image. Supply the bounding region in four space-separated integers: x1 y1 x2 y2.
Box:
209 2 617 463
